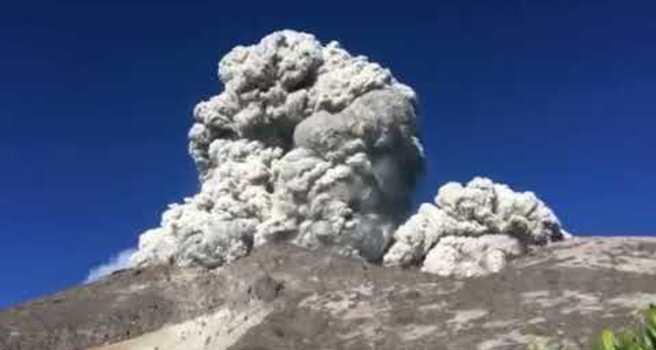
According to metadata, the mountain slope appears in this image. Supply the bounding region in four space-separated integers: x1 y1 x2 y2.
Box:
2 237 656 350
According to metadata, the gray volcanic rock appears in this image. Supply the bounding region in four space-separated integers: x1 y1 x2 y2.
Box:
2 237 656 350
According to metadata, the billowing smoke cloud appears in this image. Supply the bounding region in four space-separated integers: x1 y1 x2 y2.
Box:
85 248 136 283
131 30 424 268
383 177 568 277
129 30 568 277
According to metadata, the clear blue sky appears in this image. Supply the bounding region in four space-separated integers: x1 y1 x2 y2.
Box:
1 0 655 308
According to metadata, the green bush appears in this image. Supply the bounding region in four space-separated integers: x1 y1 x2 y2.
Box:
592 304 656 350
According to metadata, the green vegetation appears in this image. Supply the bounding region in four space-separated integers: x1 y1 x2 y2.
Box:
528 305 656 350
592 304 656 350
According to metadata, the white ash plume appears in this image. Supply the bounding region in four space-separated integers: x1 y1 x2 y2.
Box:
85 248 137 283
130 30 570 277
131 30 424 268
383 177 568 277
421 235 524 277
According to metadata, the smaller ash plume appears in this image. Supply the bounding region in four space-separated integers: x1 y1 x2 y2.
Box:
85 248 136 283
384 177 568 277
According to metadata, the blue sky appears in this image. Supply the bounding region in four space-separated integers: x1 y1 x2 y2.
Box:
1 0 655 308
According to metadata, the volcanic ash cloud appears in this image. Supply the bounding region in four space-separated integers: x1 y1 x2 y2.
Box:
383 177 568 277
131 30 424 268
131 30 569 277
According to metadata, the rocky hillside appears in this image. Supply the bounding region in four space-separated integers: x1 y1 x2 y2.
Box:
2 237 656 350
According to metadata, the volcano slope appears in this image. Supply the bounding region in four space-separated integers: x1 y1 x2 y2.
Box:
2 237 656 350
